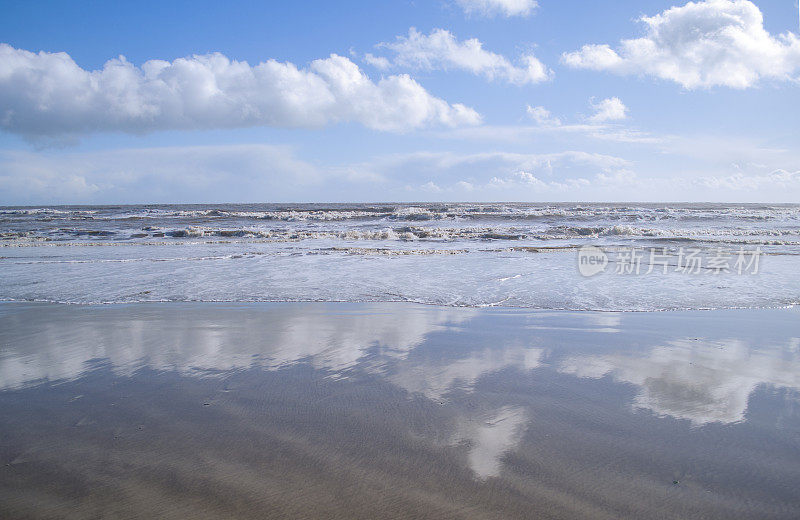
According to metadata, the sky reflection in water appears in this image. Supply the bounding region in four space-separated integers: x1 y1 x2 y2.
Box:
1 303 798 483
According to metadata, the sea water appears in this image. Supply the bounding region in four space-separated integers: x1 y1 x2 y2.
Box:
1 202 798 310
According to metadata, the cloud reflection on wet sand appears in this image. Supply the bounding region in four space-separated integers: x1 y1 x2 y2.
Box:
1 303 799 519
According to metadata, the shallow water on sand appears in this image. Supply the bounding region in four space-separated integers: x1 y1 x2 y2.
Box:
1 302 799 519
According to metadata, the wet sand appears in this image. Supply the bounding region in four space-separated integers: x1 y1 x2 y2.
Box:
1 302 799 519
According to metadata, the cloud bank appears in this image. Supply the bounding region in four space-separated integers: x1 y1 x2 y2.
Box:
455 0 538 18
0 44 480 138
0 145 325 204
367 28 550 85
3 143 799 204
562 0 800 89
0 147 632 204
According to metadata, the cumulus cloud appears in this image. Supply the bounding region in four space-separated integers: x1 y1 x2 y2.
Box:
456 0 538 18
0 43 480 139
562 0 800 88
368 28 550 85
588 97 628 123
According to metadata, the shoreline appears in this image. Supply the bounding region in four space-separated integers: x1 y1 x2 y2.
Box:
1 298 798 313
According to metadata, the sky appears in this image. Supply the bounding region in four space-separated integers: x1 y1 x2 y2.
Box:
0 0 799 204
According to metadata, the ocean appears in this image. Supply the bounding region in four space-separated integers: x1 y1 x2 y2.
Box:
2 202 798 310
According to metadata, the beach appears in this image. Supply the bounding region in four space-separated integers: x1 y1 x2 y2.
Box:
3 0 800 516
1 302 798 519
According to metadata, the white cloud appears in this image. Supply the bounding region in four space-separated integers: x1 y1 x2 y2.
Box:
562 0 800 89
588 97 628 123
0 43 480 139
456 0 538 18
363 53 391 69
525 105 561 126
420 180 443 192
441 101 658 144
369 28 550 85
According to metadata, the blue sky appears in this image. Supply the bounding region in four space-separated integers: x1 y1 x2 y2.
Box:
1 0 799 203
